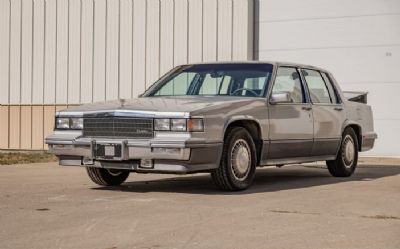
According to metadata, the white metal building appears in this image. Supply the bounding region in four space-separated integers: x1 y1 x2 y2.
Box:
0 0 399 156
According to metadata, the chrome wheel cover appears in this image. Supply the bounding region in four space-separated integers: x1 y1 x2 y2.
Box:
342 135 355 168
230 139 251 181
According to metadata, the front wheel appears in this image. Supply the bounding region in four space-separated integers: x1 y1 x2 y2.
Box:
326 127 359 177
86 167 130 186
211 127 257 191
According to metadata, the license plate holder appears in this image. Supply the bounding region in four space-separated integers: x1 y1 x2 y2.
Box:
94 143 124 160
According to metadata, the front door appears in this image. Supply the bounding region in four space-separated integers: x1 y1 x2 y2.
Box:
267 67 314 159
301 69 346 156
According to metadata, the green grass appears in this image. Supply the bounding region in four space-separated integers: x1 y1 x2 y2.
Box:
0 152 57 165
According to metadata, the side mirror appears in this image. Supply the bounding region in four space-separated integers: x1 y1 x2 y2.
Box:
269 92 293 104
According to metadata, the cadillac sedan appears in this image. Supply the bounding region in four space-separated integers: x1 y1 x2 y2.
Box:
46 62 377 190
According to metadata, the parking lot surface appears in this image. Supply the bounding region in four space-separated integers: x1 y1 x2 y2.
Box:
0 161 399 249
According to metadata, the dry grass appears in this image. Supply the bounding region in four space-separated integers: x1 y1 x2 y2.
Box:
0 152 57 165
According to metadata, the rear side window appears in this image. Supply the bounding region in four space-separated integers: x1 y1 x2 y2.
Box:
321 73 339 104
302 69 332 104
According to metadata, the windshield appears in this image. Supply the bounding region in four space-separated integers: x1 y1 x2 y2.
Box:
144 63 274 97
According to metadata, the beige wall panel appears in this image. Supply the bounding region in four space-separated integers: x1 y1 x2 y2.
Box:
232 0 253 60
92 0 106 102
105 0 120 100
9 106 21 149
9 0 22 104
188 0 202 63
202 0 217 61
32 0 45 104
80 0 94 104
21 0 33 104
43 106 56 149
119 0 133 99
132 0 146 97
31 106 44 150
0 106 9 149
55 0 69 104
43 0 57 104
56 105 68 113
217 0 232 61
174 0 188 66
20 106 32 149
145 0 160 87
0 0 10 104
159 0 174 76
2 0 253 107
68 0 82 104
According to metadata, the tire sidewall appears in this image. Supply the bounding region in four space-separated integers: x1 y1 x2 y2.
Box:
224 128 257 189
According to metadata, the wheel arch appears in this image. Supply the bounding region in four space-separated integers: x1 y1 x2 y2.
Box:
342 121 362 152
223 118 263 165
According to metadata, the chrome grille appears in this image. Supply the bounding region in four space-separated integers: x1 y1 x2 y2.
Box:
83 117 153 138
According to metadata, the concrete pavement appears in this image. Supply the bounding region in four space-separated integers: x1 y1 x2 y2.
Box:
0 162 399 249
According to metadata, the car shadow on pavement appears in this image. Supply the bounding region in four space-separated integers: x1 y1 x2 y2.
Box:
91 164 400 195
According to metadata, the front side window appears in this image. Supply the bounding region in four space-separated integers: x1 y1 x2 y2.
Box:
272 67 304 103
302 69 332 104
145 64 274 97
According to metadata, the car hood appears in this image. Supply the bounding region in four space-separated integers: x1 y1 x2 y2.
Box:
59 96 266 117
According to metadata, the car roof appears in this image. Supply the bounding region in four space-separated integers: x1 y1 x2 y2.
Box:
181 60 328 72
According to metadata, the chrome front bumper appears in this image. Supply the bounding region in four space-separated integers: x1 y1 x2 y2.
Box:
46 134 223 173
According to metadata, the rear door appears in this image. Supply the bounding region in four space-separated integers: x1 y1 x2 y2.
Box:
301 69 346 156
267 67 314 159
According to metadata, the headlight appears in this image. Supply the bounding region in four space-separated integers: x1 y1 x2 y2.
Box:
55 117 83 130
171 119 187 131
56 118 70 129
70 118 83 129
154 119 170 131
154 118 203 132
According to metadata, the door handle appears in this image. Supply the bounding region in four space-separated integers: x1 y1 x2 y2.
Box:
302 106 312 111
334 107 343 111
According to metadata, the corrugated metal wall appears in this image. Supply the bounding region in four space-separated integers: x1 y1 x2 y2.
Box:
0 0 254 150
255 0 400 156
0 0 254 105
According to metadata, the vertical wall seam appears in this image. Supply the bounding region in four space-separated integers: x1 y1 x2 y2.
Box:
41 105 44 149
31 0 34 104
43 0 46 104
7 106 10 148
117 0 121 99
130 0 134 98
201 0 203 62
216 0 219 61
54 0 58 104
91 0 95 102
19 106 21 148
143 0 147 87
157 0 161 78
79 0 83 103
230 0 233 60
19 0 23 104
104 0 108 100
66 0 70 104
185 0 188 64
8 0 11 104
30 105 33 149
172 0 175 66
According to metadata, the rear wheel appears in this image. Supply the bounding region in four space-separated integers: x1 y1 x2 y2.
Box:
326 127 358 177
86 167 130 186
211 127 256 191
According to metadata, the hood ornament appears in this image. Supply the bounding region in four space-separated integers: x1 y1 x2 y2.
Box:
119 98 126 108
